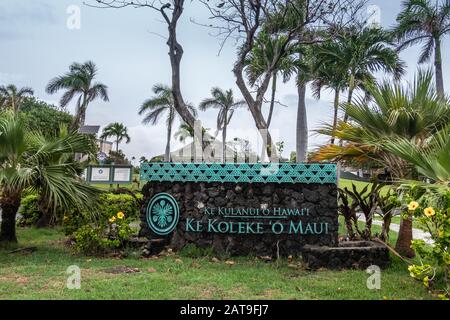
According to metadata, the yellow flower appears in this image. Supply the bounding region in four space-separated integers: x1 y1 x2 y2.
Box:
109 216 116 223
423 276 429 287
117 212 125 220
423 207 435 217
408 201 419 211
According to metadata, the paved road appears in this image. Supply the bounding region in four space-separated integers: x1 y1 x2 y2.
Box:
358 216 433 244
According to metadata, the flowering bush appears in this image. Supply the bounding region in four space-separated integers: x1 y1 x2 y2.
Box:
62 192 141 255
73 211 134 255
17 194 41 227
402 186 450 300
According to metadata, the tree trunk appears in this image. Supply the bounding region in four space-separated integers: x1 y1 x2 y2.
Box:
380 215 392 242
0 191 21 243
434 37 444 97
331 89 340 145
296 81 308 163
36 195 53 228
267 72 277 128
71 94 88 131
164 0 197 130
116 138 119 153
222 110 227 163
343 75 355 123
165 121 172 162
395 213 415 258
79 106 87 127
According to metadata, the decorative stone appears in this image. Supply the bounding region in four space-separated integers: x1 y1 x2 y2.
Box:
140 181 339 257
301 241 390 270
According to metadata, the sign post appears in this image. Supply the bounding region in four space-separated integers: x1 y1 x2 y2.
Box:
84 165 133 185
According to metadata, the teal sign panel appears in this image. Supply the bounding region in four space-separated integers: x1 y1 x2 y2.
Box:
140 163 336 184
146 193 180 235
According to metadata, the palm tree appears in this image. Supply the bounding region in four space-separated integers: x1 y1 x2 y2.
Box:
139 84 196 162
316 26 406 122
139 156 148 164
311 50 348 145
393 0 450 96
0 113 100 243
245 33 296 128
100 122 131 153
46 61 109 129
313 70 450 257
199 88 246 162
383 128 450 184
0 84 34 113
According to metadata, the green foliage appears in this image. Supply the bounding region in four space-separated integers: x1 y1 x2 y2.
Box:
315 69 450 178
104 150 129 165
384 128 450 183
19 98 73 137
17 195 41 227
339 181 383 240
46 60 109 129
73 213 133 255
401 185 450 299
179 244 214 258
0 113 101 243
99 193 141 219
100 122 130 152
63 192 141 254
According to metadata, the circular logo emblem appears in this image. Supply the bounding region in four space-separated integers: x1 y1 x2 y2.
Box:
146 193 179 235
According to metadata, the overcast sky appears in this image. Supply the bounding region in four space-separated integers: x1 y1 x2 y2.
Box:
0 0 449 162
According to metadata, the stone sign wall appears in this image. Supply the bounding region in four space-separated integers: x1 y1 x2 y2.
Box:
139 163 338 257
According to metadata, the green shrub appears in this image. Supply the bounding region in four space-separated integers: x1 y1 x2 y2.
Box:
179 244 214 258
17 195 41 227
401 185 450 300
73 213 133 255
63 192 141 255
98 193 141 219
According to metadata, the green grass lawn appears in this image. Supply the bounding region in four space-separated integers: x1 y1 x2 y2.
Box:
0 226 432 300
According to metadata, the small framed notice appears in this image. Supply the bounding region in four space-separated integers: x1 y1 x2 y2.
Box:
113 167 132 183
84 165 133 184
90 167 111 182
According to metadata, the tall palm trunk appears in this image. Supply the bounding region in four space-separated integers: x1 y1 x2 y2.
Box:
331 89 340 145
0 190 21 243
296 81 308 163
434 37 444 97
71 94 88 130
267 72 277 128
343 75 355 123
396 214 415 258
36 197 53 228
222 110 228 163
165 122 172 162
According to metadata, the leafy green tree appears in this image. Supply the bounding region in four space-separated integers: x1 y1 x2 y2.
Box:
0 84 34 114
0 113 100 243
139 156 148 164
199 88 246 162
19 97 73 137
245 33 295 127
314 70 450 257
311 46 348 144
100 122 131 153
316 26 405 122
139 84 196 162
46 61 109 129
393 0 450 96
383 128 450 184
